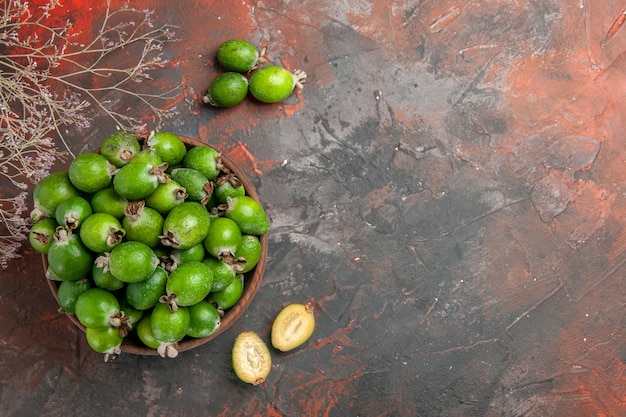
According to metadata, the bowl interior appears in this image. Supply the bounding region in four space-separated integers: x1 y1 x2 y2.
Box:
43 134 268 355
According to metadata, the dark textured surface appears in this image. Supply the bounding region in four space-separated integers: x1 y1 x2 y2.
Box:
2 1 626 416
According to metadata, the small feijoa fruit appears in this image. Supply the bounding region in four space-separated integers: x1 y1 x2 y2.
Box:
271 303 315 352
217 39 260 73
248 65 307 103
232 331 271 385
203 72 249 108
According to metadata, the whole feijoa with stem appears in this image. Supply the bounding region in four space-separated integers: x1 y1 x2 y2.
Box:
57 278 92 314
271 303 316 352
215 173 245 203
29 218 59 254
74 288 122 329
106 240 159 284
202 256 236 292
31 172 80 221
187 300 221 338
122 200 164 248
144 180 188 215
146 132 187 166
182 146 222 181
47 227 94 281
171 168 213 205
249 65 307 103
203 216 242 259
217 39 260 73
125 266 168 310
225 195 269 235
85 326 123 359
79 212 125 253
162 261 213 310
55 196 92 230
100 131 141 167
232 331 271 385
113 162 167 200
68 152 117 193
150 302 191 358
91 187 128 220
203 72 249 108
208 274 243 310
160 201 211 250
234 234 262 273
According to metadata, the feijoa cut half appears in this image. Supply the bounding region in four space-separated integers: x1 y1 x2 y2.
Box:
271 303 315 352
232 331 271 385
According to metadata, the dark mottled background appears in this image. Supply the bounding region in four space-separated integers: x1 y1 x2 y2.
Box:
2 0 626 416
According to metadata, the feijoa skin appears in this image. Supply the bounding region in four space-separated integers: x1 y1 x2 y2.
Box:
202 256 236 293
171 168 213 205
208 274 243 310
108 241 159 283
91 187 128 220
235 235 262 273
74 288 121 329
203 72 249 108
92 261 125 291
85 326 123 359
248 65 307 103
217 39 259 73
55 196 92 230
100 131 141 167
136 315 160 349
122 201 165 248
225 195 269 235
271 303 315 352
203 216 242 259
144 180 188 216
160 201 211 250
232 331 271 385
150 302 191 358
113 162 165 200
31 172 80 221
79 212 125 253
187 300 221 338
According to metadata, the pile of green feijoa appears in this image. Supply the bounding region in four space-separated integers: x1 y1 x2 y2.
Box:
203 39 307 108
30 131 268 360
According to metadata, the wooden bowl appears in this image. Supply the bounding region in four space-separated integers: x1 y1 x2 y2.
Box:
43 135 268 356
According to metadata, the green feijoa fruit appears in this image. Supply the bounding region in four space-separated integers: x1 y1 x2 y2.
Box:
31 171 80 221
74 288 121 328
146 132 187 166
182 146 222 181
100 131 141 167
79 212 125 253
144 180 188 215
29 218 59 254
160 201 211 250
214 173 245 203
54 196 92 230
47 228 94 281
202 256 235 292
163 261 213 309
69 152 117 193
170 243 205 267
217 39 260 73
203 216 241 259
91 187 128 219
108 241 159 283
129 148 163 166
171 168 213 205
208 274 243 310
249 65 307 104
225 195 269 235
187 300 221 338
113 162 166 200
125 266 168 310
57 278 92 314
122 201 164 248
136 315 160 349
235 234 262 273
92 259 125 291
85 326 123 359
151 302 191 358
232 331 271 385
203 72 248 108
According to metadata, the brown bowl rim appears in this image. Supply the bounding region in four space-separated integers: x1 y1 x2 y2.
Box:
42 134 268 356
